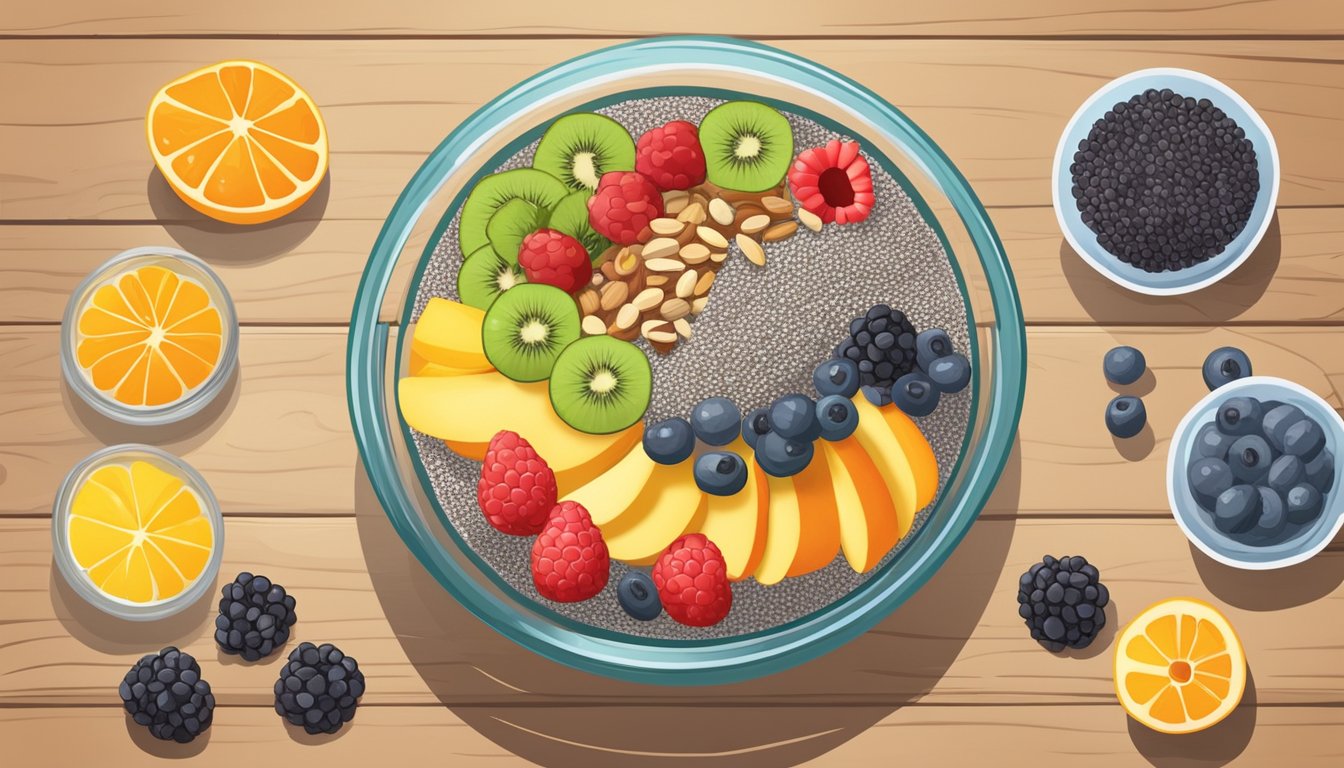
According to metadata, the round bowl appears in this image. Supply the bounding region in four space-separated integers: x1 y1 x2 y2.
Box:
60 246 239 425
349 36 1026 684
52 444 225 620
1052 68 1280 296
1167 377 1344 570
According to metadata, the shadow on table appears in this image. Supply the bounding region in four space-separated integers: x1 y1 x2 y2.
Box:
1059 213 1281 325
1190 539 1344 611
59 364 240 452
353 441 1023 766
1128 667 1258 767
50 566 215 654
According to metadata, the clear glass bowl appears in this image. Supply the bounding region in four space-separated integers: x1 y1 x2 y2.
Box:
52 444 225 621
60 246 239 425
348 36 1026 684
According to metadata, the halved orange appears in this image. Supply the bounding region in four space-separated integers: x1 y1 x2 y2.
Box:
147 60 328 224
1115 598 1247 734
68 461 215 604
75 264 223 408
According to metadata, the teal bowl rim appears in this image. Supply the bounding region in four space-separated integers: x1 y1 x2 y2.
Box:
348 36 1026 684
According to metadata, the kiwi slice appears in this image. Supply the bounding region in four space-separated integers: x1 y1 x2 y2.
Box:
457 245 526 311
487 198 548 263
548 190 611 262
699 101 793 193
533 113 635 192
548 336 652 435
481 283 580 382
458 169 567 256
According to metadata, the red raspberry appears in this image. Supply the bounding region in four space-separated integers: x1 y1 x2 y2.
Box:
653 533 732 627
587 171 663 246
517 228 592 294
477 430 557 536
531 501 610 603
635 121 706 191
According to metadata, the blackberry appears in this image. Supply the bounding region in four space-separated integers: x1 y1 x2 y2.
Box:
275 642 365 735
834 304 918 392
1016 556 1110 652
215 572 297 661
1070 88 1259 273
118 647 214 743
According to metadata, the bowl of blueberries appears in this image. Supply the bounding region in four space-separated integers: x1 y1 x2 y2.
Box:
1053 68 1279 296
1168 373 1344 570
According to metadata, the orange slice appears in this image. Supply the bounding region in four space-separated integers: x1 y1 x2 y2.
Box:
68 461 216 604
1115 598 1247 734
147 60 328 224
75 264 223 408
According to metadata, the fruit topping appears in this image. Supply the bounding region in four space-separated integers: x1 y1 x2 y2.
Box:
616 570 662 621
1266 454 1305 495
789 140 875 225
1304 450 1335 492
768 393 820 440
1282 417 1325 460
1195 422 1235 460
926 353 972 394
487 197 548 264
1016 555 1109 652
120 647 214 743
481 283 581 382
699 101 793 193
1227 434 1272 484
690 396 744 446
653 533 732 627
216 572 297 661
1286 484 1323 524
740 407 772 450
860 384 892 407
275 642 365 735
1188 457 1233 501
1216 396 1262 436
1262 402 1306 451
531 500 610 602
587 171 664 245
891 372 940 418
635 120 707 191
459 168 568 256
457 245 526 310
549 189 612 261
814 358 860 398
518 228 593 294
837 304 918 393
1105 395 1146 438
533 112 636 191
694 451 749 496
1202 347 1252 390
1103 345 1146 385
816 395 858 441
1214 484 1260 534
643 417 696 465
477 430 558 535
548 335 652 434
755 430 814 478
914 327 953 371
1253 486 1288 538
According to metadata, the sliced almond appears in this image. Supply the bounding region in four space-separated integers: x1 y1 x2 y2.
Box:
694 270 716 296
797 207 823 232
679 243 710 265
660 298 691 322
577 287 601 316
615 303 639 330
599 281 629 311
644 274 669 287
736 233 766 266
645 258 686 273
691 192 710 210
690 296 709 315
642 237 680 259
740 214 771 234
696 225 728 249
673 318 693 339
640 319 669 337
763 221 799 242
675 269 697 299
649 218 684 236
632 287 664 311
709 250 728 264
664 196 689 215
762 195 793 215
676 202 706 225
647 329 678 345
581 315 607 336
708 197 735 226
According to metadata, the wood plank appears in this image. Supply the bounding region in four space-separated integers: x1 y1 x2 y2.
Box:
4 207 1342 325
3 514 1341 706
2 704 1341 768
1 39 1339 224
6 0 1343 37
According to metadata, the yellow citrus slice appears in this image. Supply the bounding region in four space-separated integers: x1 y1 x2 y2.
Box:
1115 598 1246 734
68 460 215 604
147 60 328 224
75 264 223 408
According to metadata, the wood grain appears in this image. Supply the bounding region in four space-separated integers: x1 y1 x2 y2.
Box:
1 39 1340 224
4 514 1341 706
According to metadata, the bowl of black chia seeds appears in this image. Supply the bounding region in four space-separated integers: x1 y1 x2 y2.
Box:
1053 68 1279 295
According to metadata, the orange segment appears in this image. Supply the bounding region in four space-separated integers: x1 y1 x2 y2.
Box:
1124 671 1170 705
203 137 266 208
165 71 234 121
254 100 321 144
150 101 227 156
217 64 253 115
245 67 295 120
172 131 234 189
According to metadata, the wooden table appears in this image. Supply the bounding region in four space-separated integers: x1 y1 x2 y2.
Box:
3 3 1343 765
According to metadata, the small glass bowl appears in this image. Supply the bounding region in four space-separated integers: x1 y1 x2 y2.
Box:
52 444 225 621
60 246 239 425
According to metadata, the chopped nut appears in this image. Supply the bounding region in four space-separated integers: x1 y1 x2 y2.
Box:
694 270 716 296
614 247 640 276
690 296 709 315
660 298 691 321
662 190 690 214
740 214 771 234
696 226 728 249
599 281 629 311
763 221 799 242
797 207 823 232
709 250 728 264
632 287 664 311
644 274 670 287
581 315 607 336
645 258 686 273
615 304 639 330
709 197 735 226
673 318 693 339
762 195 793 215
679 243 710 265
577 287 601 315
600 261 620 281
647 328 678 345
642 237 680 259
649 218 684 236
676 269 697 299
640 318 668 337
676 202 706 225
736 234 766 266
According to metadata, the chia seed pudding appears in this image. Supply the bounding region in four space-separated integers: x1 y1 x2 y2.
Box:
407 95 972 639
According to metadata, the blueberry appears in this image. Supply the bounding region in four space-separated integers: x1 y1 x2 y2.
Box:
1267 454 1305 495
861 384 892 407
690 397 742 446
1250 487 1287 539
769 394 820 440
915 328 955 370
1105 395 1146 439
927 354 971 394
1103 345 1146 385
1214 484 1261 534
755 431 814 477
1187 457 1233 499
741 407 771 450
1216 397 1262 437
816 395 858 441
813 358 860 398
1227 434 1273 484
1203 347 1252 390
1262 403 1305 451
1282 417 1325 461
891 372 940 417
1305 449 1336 493
1285 484 1323 525
643 418 694 465
694 451 748 496
616 571 661 621
1195 422 1235 460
